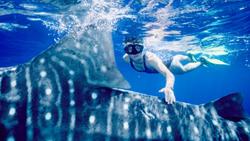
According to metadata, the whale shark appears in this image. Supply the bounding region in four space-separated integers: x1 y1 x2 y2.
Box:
0 25 250 141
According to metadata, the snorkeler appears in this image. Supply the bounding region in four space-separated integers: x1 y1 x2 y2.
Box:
123 37 216 104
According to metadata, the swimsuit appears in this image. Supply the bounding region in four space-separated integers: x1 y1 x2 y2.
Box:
129 54 172 73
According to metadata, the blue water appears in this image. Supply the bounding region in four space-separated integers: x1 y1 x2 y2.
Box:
0 0 250 114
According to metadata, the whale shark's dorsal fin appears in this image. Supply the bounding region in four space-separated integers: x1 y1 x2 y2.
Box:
209 93 246 122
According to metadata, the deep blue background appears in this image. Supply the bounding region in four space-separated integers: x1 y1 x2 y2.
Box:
0 14 57 66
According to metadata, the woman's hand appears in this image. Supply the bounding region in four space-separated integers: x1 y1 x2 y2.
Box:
159 87 176 104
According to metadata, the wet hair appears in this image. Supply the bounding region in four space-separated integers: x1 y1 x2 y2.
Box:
124 36 143 46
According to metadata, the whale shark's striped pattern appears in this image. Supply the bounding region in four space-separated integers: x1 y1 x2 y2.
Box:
0 27 250 141
0 26 130 140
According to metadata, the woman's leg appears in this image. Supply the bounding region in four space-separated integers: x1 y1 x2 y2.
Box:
169 55 202 74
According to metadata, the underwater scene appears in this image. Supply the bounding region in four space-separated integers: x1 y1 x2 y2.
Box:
0 0 250 140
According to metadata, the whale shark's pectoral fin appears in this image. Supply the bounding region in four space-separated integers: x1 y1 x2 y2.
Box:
211 93 247 122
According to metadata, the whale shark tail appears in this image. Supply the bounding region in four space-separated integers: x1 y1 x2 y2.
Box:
205 93 247 122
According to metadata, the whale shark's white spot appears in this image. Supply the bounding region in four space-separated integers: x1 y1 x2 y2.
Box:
182 103 187 108
68 53 77 59
40 71 47 77
7 136 15 141
9 107 16 116
68 77 74 102
39 58 45 64
10 80 17 88
45 112 52 120
225 133 229 139
244 127 249 133
93 46 98 53
123 121 129 130
45 88 52 96
167 126 172 133
193 106 201 117
70 88 75 93
146 129 152 138
190 115 194 121
91 92 98 100
221 134 226 140
125 97 130 102
200 107 207 114
27 117 32 125
164 109 168 114
210 108 217 118
157 99 162 103
51 56 57 62
75 42 81 48
69 70 75 76
89 115 96 124
212 119 219 126
135 95 141 99
59 61 66 67
123 104 129 110
70 100 75 106
100 65 107 73
68 80 73 85
193 126 199 134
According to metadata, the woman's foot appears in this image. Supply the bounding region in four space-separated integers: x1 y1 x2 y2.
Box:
199 56 211 65
187 52 197 62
